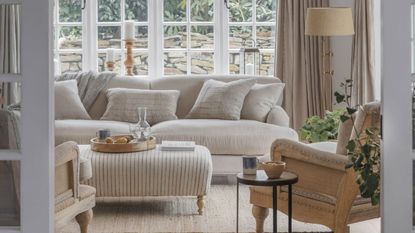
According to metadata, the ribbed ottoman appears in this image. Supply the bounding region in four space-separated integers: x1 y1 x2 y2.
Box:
78 144 212 214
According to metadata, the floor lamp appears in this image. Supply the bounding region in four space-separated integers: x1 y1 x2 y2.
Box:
305 7 355 106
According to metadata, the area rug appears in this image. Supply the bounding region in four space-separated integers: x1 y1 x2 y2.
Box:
59 184 332 233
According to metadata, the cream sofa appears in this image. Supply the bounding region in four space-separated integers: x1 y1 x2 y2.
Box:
55 75 298 175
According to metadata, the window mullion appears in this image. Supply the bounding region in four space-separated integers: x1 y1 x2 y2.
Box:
87 0 97 72
222 0 230 74
187 0 191 75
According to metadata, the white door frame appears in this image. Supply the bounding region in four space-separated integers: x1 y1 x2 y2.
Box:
0 0 54 232
381 0 412 232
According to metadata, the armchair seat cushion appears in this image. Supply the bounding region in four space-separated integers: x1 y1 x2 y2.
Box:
152 119 298 155
251 186 371 206
79 185 96 201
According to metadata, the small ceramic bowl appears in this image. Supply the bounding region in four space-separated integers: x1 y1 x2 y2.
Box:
261 161 286 179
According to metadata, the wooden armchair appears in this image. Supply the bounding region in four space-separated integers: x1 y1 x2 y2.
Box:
55 141 96 233
250 102 381 233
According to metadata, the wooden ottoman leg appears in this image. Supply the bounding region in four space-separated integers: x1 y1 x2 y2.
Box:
197 195 205 215
252 205 269 233
76 209 93 233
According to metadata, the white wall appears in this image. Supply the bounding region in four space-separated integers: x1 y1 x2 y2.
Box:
330 0 381 107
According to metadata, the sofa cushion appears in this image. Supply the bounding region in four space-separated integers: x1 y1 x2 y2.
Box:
55 80 91 120
150 75 282 119
152 119 298 155
186 79 255 120
88 77 150 119
241 83 285 122
55 120 131 145
100 88 180 125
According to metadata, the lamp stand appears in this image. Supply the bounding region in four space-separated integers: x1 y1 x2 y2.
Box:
322 37 333 110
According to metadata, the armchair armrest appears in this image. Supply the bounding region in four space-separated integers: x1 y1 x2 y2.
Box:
266 106 290 127
55 141 80 200
55 141 79 167
271 139 349 171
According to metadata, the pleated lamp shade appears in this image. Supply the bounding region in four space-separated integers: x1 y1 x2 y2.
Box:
305 7 355 36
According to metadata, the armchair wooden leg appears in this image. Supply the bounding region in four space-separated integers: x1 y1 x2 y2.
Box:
252 205 269 233
197 195 205 215
76 209 93 233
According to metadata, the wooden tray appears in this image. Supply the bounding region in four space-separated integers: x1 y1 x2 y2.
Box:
90 135 156 153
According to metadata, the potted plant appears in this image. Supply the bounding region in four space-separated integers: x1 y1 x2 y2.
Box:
335 79 381 205
299 108 346 143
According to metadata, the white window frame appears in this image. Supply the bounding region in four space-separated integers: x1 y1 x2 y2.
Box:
54 0 277 78
160 0 216 76
226 0 276 75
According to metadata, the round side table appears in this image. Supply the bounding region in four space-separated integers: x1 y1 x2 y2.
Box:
236 170 298 233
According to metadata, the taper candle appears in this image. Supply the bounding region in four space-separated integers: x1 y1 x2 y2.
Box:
124 21 135 40
106 48 115 62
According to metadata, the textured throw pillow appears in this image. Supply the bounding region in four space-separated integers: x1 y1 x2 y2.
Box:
101 88 180 125
186 79 256 120
241 83 285 122
55 80 91 120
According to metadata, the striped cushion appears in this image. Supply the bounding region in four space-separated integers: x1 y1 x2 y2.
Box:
186 79 255 120
101 88 180 125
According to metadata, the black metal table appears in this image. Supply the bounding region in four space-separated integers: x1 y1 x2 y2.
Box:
236 170 298 233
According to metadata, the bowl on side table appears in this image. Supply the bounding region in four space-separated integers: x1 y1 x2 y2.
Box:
260 161 286 179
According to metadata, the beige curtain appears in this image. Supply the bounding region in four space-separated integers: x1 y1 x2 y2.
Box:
0 4 21 109
276 0 330 130
351 0 375 105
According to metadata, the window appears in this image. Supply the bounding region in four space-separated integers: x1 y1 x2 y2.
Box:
162 0 215 75
54 0 84 73
96 0 149 75
228 0 276 75
54 0 278 77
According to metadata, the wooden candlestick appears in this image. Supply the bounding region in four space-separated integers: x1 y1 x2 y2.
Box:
124 39 135 76
106 61 115 72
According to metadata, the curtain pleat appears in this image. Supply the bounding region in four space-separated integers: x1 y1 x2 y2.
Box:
351 0 375 105
276 0 330 130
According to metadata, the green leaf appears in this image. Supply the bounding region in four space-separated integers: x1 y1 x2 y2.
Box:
346 140 356 152
334 92 345 103
346 107 357 115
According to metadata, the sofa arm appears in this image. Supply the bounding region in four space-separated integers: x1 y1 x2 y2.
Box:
271 138 350 171
266 106 289 127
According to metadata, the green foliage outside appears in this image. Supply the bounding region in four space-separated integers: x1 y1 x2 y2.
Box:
299 108 346 143
58 0 276 38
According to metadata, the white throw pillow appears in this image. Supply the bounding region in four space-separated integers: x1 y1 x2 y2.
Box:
55 80 91 120
101 88 180 125
241 83 285 122
186 79 256 120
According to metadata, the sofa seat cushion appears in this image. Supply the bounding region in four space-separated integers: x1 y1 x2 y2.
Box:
55 120 130 145
152 119 298 155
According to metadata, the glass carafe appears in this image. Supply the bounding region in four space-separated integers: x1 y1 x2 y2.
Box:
137 107 151 141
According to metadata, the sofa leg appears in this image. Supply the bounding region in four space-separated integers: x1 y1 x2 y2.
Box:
76 209 93 233
252 205 269 233
197 195 205 215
